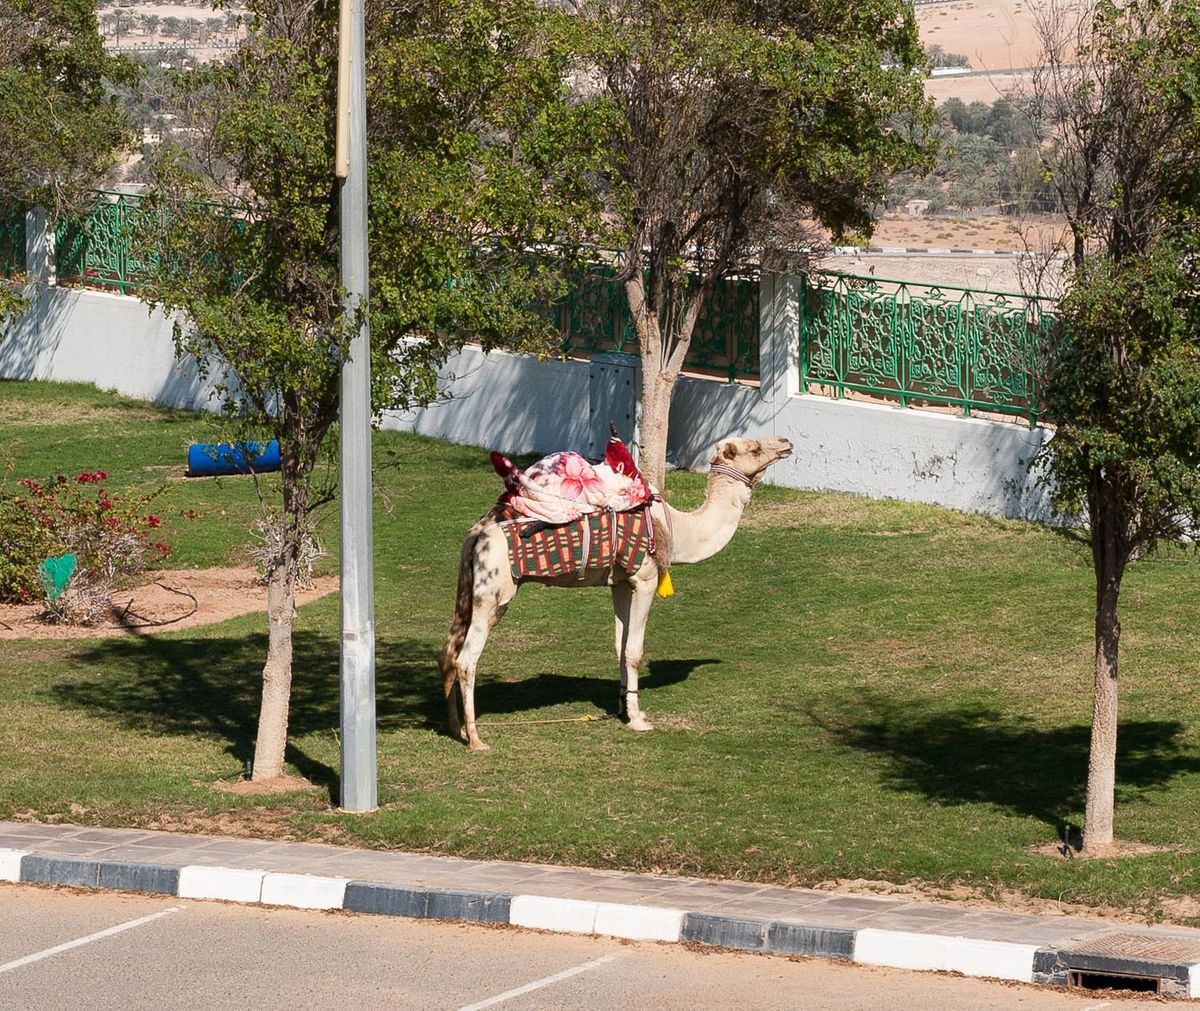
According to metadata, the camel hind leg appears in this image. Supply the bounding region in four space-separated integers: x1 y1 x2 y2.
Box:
444 528 516 751
454 589 514 750
442 653 467 744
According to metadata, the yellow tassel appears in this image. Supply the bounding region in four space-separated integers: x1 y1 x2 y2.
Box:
656 570 674 598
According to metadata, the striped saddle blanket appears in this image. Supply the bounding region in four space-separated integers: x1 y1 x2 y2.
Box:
497 504 653 581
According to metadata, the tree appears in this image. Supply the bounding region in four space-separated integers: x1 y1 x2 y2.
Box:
1031 0 1200 848
576 0 934 488
137 0 604 783
0 0 135 319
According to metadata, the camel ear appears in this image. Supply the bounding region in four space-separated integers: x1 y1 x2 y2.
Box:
722 441 738 461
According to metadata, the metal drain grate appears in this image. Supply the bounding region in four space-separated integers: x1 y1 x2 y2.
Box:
1068 932 1200 964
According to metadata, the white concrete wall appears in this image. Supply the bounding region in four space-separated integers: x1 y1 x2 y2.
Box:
1 283 223 411
382 343 592 457
0 267 1053 521
669 380 1052 518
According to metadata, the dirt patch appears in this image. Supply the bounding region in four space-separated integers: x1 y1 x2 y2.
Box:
136 809 348 845
815 874 1186 925
0 567 339 640
1027 839 1180 861
212 774 323 796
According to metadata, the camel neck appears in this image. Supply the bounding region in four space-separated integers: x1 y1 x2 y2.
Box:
661 471 752 564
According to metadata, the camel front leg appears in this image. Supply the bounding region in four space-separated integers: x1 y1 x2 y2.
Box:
612 574 657 731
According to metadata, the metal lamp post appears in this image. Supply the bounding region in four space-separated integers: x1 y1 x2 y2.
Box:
336 0 377 813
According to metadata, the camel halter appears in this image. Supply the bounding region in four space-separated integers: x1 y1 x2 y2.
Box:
709 462 756 488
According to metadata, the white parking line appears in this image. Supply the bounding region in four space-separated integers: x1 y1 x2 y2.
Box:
457 953 622 1011
0 905 183 975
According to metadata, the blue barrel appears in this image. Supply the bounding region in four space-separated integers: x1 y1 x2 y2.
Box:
186 440 282 477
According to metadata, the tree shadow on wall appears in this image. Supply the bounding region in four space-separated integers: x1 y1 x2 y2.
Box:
810 691 1200 831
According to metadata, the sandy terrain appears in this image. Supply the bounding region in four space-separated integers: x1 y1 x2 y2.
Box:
917 0 1049 72
820 252 1067 296
916 0 1070 103
926 69 1037 103
870 215 1067 250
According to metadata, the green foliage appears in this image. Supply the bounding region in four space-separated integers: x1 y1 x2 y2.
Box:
0 0 136 211
1037 0 1200 554
0 490 57 600
584 0 935 259
137 0 605 498
1040 240 1200 547
889 98 1049 213
0 0 136 326
924 43 970 69
1032 0 1200 264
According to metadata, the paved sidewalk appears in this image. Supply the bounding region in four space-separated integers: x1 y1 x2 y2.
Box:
3 820 1199 998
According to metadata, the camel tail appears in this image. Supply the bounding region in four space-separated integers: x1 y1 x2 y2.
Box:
439 517 488 679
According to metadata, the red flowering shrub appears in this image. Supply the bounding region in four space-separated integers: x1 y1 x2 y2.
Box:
0 471 172 622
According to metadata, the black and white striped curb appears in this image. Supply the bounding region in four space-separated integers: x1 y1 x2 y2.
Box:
5 846 1200 997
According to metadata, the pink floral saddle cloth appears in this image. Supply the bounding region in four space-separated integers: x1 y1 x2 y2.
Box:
489 426 654 525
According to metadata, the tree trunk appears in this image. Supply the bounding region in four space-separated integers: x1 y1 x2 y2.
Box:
1084 572 1120 846
249 432 308 783
1083 487 1125 848
251 549 297 781
626 271 704 492
638 369 674 493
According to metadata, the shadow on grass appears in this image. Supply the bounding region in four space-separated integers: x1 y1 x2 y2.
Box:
51 630 442 802
814 695 1200 829
49 630 712 794
474 657 716 718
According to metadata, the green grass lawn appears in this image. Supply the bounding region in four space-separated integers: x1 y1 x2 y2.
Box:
2 378 1200 923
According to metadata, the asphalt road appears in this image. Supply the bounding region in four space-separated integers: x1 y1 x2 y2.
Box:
0 884 1150 1010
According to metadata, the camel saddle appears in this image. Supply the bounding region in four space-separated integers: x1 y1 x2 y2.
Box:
495 501 653 581
489 424 656 580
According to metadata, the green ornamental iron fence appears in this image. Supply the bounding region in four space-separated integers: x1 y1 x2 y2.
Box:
799 271 1052 426
47 192 1056 418
551 264 760 382
55 190 148 295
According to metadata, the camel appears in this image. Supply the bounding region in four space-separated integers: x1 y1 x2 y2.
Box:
438 435 793 750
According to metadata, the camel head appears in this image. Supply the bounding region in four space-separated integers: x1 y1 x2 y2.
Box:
710 436 793 484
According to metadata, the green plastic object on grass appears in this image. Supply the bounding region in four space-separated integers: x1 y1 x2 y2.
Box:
38 554 77 601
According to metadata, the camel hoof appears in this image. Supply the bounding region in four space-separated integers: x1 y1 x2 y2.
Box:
468 738 491 752
626 714 655 732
